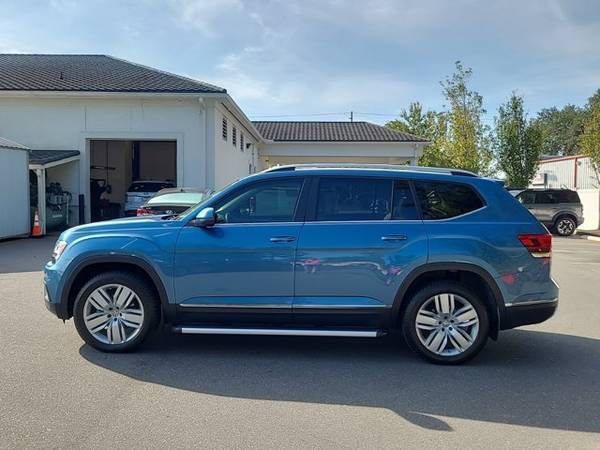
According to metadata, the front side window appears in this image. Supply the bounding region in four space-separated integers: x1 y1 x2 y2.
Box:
315 178 392 221
215 179 303 223
415 181 484 220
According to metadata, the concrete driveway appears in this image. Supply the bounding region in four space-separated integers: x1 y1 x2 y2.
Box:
0 236 599 449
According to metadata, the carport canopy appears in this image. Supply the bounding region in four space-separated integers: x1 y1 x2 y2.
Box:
29 150 80 235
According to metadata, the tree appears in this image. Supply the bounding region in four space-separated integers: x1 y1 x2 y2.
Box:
579 101 600 186
386 102 436 138
438 61 493 175
532 105 586 156
494 93 543 187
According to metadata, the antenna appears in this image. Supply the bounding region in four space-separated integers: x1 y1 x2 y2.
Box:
349 111 353 122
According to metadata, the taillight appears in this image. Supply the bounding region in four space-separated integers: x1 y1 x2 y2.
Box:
518 233 552 257
136 207 151 216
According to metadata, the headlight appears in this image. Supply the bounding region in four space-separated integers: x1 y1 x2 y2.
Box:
52 240 68 262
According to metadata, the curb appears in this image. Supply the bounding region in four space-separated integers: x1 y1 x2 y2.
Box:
576 234 600 242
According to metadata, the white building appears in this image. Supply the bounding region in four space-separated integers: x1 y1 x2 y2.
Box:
0 54 427 233
533 155 599 230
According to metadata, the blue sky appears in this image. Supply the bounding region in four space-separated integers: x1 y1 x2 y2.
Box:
1 0 599 125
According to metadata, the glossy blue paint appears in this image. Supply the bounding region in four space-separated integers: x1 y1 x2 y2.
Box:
44 166 559 332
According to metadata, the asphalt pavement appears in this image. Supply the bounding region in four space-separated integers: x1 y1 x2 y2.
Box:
0 235 599 449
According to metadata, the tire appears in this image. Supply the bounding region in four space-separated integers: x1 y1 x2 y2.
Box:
402 281 489 365
554 216 576 236
73 271 159 352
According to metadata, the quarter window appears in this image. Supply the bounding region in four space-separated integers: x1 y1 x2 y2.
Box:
315 178 392 221
414 181 484 220
215 179 303 223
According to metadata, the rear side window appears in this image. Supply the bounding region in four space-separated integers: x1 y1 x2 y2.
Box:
127 182 174 192
316 178 392 221
414 181 484 220
392 181 419 220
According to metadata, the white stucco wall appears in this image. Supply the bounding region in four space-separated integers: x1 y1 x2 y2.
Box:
0 147 29 238
213 102 257 189
258 141 424 169
0 94 208 221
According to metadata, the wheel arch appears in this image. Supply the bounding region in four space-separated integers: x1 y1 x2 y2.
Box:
552 212 578 226
391 263 504 339
63 255 173 321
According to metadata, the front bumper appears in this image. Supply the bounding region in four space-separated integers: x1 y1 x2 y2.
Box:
500 298 558 330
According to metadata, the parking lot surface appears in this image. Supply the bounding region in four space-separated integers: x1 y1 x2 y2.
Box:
1 236 599 449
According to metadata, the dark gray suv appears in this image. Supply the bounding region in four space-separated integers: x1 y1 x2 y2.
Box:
515 189 583 236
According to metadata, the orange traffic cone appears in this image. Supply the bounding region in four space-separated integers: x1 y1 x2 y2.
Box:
31 209 43 237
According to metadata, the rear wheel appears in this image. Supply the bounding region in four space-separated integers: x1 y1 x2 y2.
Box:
554 216 576 236
73 271 159 352
402 281 489 364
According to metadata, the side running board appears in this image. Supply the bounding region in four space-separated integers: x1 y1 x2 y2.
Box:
172 326 384 338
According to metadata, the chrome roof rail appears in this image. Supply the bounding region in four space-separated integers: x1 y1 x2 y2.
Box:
262 163 478 177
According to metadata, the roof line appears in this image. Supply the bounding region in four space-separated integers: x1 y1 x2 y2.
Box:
105 55 226 93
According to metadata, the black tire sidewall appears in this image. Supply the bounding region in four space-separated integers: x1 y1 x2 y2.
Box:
73 272 158 352
402 281 489 364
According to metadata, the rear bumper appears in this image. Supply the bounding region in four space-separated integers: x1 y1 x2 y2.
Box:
500 298 558 330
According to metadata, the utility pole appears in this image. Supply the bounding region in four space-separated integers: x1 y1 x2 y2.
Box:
349 111 353 122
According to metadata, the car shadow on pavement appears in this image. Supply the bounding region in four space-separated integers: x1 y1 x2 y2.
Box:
80 329 600 433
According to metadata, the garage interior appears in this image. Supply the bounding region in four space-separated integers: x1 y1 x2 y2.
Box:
90 140 176 221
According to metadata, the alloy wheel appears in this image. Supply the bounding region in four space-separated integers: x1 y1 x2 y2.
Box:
557 218 575 236
415 293 480 356
83 284 145 345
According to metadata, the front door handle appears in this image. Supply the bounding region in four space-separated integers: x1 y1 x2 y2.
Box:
270 236 296 243
381 235 407 242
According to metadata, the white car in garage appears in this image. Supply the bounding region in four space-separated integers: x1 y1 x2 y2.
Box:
124 181 174 216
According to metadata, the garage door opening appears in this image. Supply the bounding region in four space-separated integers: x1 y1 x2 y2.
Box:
90 140 176 221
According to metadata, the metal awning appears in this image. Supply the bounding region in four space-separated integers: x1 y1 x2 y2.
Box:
28 150 80 169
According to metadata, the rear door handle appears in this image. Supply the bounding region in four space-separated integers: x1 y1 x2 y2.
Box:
270 236 296 243
381 235 407 242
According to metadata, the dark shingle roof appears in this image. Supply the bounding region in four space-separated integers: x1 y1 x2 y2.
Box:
28 150 80 165
253 121 428 143
0 54 225 94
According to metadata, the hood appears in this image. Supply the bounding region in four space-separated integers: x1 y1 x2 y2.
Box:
59 215 183 241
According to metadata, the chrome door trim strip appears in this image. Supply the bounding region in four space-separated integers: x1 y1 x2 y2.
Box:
176 327 382 337
179 303 291 309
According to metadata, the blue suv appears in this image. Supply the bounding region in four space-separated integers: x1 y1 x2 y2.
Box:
44 165 558 364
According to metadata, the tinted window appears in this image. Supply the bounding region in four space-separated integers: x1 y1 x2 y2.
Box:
555 190 580 203
415 181 484 220
215 179 303 223
316 178 392 221
518 190 536 204
127 182 174 192
392 181 419 220
535 192 556 204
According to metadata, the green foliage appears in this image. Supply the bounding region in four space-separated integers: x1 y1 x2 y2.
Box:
579 101 600 183
531 105 586 156
386 62 493 175
494 93 543 187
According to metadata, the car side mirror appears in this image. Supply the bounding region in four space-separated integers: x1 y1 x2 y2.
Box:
194 207 216 227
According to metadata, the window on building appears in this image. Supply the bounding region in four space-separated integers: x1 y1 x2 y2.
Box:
240 133 244 151
232 127 237 147
222 117 228 141
414 181 484 220
315 178 393 221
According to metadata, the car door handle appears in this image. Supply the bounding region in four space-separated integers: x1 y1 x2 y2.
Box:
270 236 296 243
381 235 407 242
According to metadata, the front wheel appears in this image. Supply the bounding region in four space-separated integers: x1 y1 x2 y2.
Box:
73 271 159 352
402 281 489 364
